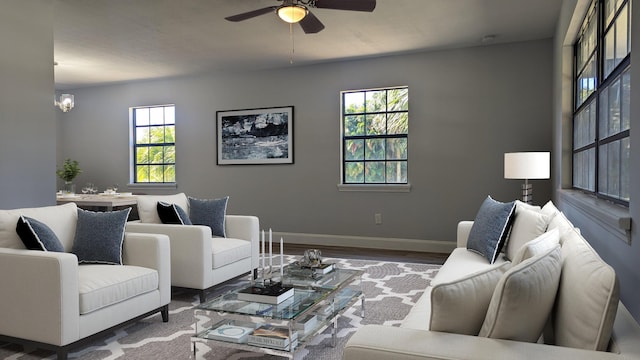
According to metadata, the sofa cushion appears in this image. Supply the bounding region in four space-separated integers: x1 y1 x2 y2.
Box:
72 208 131 265
547 211 575 242
211 237 251 269
479 246 562 342
190 196 229 237
432 248 509 286
466 196 516 264
137 193 189 224
505 206 549 261
0 203 78 250
553 228 619 351
157 201 192 225
429 261 511 335
16 216 65 252
511 228 559 265
78 264 159 315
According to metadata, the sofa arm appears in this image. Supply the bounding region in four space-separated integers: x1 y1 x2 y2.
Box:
226 215 260 271
123 232 171 306
343 325 622 360
0 248 80 346
125 222 211 289
456 221 474 248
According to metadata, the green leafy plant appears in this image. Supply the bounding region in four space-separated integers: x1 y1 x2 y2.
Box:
56 158 82 182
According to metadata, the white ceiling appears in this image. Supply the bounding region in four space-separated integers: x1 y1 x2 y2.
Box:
53 0 563 90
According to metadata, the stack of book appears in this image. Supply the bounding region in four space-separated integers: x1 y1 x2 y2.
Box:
301 262 335 275
205 324 254 343
237 283 294 304
247 325 298 350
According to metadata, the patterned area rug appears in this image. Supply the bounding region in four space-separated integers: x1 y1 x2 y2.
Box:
0 256 440 360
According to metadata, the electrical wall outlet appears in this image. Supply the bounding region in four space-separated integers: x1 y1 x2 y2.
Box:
374 213 382 225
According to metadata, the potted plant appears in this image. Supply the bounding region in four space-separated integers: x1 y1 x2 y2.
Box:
56 158 82 194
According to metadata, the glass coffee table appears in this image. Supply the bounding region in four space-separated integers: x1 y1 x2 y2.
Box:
191 264 364 358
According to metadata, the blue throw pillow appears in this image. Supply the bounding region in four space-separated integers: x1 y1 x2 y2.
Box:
157 201 192 225
72 208 131 265
16 216 65 252
188 196 228 237
467 196 516 264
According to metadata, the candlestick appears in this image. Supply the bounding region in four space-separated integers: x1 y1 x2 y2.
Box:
269 228 273 269
261 230 265 273
280 237 284 278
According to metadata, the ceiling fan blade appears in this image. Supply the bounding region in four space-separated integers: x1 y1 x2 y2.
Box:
313 0 376 12
299 11 325 34
225 6 276 22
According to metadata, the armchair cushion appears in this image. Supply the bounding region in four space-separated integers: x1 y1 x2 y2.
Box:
212 237 252 269
189 196 229 237
467 196 516 264
16 216 64 252
78 264 159 315
72 208 130 265
479 246 562 342
157 201 192 225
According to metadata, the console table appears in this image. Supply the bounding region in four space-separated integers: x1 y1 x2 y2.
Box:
56 194 138 212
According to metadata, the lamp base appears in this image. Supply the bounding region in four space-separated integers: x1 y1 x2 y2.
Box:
521 182 533 204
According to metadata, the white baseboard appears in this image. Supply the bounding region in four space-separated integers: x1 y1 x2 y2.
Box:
273 232 456 254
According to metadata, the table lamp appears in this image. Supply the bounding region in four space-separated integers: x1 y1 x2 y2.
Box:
504 152 550 204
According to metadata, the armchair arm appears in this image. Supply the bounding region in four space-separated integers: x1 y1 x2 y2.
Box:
122 232 171 306
124 222 212 289
343 325 622 360
0 248 79 346
457 221 474 248
225 215 260 271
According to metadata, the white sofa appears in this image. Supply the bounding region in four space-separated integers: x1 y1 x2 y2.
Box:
344 201 640 360
0 203 171 360
125 193 260 302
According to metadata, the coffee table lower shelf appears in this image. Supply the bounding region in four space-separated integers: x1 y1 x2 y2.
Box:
191 291 364 359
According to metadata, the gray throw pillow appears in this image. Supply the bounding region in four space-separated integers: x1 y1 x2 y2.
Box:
157 201 192 225
467 196 516 264
188 196 228 237
16 215 65 252
72 208 131 265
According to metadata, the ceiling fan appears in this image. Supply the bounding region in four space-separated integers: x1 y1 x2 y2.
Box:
225 0 377 34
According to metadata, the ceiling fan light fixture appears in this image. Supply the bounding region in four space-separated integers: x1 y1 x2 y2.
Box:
277 4 308 23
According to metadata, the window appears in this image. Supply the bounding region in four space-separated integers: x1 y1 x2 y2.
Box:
131 105 176 183
573 0 630 204
341 87 408 184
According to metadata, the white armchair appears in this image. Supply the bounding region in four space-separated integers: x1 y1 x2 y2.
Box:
0 203 171 360
126 193 260 302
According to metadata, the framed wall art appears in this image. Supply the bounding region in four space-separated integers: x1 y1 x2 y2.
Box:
216 106 294 165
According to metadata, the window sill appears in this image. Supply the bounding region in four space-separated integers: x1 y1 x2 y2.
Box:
337 183 411 193
558 189 631 245
127 183 178 191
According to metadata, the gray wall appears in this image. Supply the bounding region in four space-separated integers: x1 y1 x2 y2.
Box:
58 39 553 246
553 0 640 322
0 1 56 209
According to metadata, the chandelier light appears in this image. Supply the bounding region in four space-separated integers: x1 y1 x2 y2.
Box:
277 4 308 23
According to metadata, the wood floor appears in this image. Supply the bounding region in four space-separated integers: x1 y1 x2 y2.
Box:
282 243 449 265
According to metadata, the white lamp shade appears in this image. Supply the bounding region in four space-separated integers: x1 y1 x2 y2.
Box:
504 152 550 179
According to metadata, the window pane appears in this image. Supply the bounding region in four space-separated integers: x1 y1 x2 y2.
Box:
622 68 630 131
345 162 364 182
615 5 629 64
574 101 596 149
608 78 621 137
150 107 164 125
149 146 164 164
164 106 175 124
366 114 385 135
621 137 630 200
387 112 408 134
345 139 364 160
365 90 386 112
386 138 407 160
577 57 596 107
164 165 176 183
136 165 149 182
344 115 364 136
136 127 150 144
365 139 385 160
573 149 595 191
386 161 407 183
164 146 175 163
344 92 364 114
135 108 149 126
604 28 616 77
136 147 149 164
365 162 385 183
149 165 164 182
149 126 165 143
388 88 408 111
